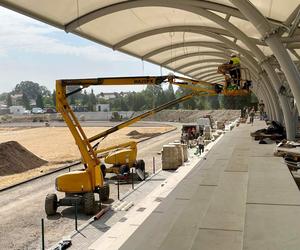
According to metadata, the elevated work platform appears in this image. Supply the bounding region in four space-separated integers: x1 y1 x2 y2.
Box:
92 121 300 250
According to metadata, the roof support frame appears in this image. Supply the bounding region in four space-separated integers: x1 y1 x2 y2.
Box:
174 58 226 72
185 64 221 75
191 68 218 78
231 0 300 139
162 51 230 67
64 0 287 32
1 0 288 134
142 41 230 59
113 25 264 49
197 72 221 80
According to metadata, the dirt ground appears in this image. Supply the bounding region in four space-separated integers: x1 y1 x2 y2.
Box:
0 125 173 189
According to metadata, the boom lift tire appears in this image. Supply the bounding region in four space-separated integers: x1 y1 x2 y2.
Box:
99 183 110 202
100 164 106 178
83 192 95 215
45 193 58 216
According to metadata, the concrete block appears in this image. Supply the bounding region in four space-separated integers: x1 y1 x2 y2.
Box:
162 145 178 170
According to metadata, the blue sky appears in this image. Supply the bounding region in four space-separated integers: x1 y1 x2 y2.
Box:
0 7 172 93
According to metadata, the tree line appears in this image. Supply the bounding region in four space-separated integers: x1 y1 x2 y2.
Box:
0 80 257 111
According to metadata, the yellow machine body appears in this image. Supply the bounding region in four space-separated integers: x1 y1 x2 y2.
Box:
105 148 137 166
55 166 101 193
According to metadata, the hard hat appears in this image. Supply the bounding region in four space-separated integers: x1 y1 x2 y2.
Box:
231 53 236 57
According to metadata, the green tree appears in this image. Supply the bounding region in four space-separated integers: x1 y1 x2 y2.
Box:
82 90 89 106
36 93 44 108
13 81 40 100
22 93 30 109
6 93 12 107
88 89 97 111
52 90 56 107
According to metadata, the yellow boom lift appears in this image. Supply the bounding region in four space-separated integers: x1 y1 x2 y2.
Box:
45 75 249 215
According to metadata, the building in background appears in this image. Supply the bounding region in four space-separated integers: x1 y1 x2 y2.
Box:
9 106 25 115
96 104 110 112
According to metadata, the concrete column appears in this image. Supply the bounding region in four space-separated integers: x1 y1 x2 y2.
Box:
261 84 275 120
260 90 272 119
230 0 300 114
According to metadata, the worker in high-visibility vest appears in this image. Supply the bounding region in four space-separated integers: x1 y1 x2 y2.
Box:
229 53 241 86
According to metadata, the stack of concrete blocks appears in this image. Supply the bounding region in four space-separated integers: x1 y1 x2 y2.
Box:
173 140 188 162
162 145 178 170
203 125 212 146
169 142 184 166
182 144 188 162
203 125 212 140
216 121 225 130
162 142 188 170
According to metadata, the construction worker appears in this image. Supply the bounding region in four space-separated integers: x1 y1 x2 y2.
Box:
228 53 241 86
196 135 205 156
249 108 255 125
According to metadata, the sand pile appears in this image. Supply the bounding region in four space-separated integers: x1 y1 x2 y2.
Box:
0 141 47 176
127 130 161 139
127 130 141 136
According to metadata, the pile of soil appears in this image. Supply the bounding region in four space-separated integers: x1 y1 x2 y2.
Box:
127 130 141 136
0 141 47 176
127 130 161 139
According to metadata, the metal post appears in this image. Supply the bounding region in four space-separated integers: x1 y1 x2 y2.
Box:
117 175 120 200
131 168 134 190
153 156 156 174
75 201 78 231
41 218 45 250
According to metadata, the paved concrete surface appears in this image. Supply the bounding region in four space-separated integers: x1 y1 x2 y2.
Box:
108 121 300 250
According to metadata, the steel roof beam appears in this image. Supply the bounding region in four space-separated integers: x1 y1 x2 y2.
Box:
161 51 230 67
185 64 221 75
142 41 230 59
197 72 221 80
191 68 218 78
64 0 285 32
113 25 264 49
175 58 226 72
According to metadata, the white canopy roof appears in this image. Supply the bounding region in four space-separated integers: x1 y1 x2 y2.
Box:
1 0 300 81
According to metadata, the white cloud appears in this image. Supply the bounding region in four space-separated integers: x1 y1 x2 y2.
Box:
0 7 130 62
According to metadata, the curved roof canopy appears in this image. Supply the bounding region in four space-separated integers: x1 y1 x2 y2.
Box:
1 0 300 82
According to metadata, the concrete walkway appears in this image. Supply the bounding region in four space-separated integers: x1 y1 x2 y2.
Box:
100 121 300 250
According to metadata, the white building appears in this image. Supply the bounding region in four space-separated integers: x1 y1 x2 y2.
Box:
96 104 110 112
9 106 25 115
